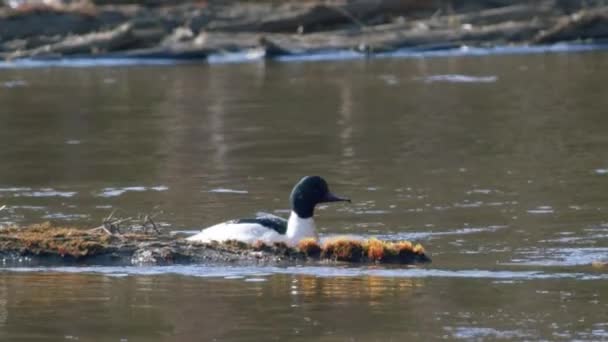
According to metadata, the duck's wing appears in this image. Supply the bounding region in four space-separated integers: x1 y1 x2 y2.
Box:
227 212 288 235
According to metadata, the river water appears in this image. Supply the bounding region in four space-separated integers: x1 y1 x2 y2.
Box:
1 51 608 340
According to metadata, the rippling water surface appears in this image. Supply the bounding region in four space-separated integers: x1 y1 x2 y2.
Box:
1 51 608 340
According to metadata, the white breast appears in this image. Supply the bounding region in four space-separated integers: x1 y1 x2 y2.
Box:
285 212 317 245
186 222 285 245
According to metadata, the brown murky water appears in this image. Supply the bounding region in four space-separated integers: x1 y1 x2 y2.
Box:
1 51 608 340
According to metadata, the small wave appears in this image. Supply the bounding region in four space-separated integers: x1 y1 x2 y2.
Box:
0 187 32 192
11 188 76 198
378 225 507 240
453 201 484 208
445 326 530 339
11 205 46 211
527 206 554 214
96 186 168 197
507 247 608 266
3 265 608 281
244 277 267 282
208 188 249 194
42 213 89 220
465 189 498 195
2 80 27 88
378 74 399 85
420 74 498 83
353 210 390 215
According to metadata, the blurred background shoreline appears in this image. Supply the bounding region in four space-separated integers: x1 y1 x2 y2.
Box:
1 0 608 62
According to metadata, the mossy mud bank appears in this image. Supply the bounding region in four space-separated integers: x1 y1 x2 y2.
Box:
0 223 431 267
1 1 608 62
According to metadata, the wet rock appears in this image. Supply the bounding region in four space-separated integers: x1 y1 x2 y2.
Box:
132 245 180 265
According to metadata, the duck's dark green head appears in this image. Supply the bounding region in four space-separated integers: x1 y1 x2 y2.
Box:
289 176 350 219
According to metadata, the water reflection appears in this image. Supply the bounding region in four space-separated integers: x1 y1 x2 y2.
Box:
290 274 422 303
0 277 7 327
0 270 606 340
1 50 608 340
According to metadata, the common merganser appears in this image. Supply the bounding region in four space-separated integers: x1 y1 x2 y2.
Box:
187 176 350 246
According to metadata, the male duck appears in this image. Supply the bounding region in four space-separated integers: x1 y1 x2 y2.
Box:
187 176 350 246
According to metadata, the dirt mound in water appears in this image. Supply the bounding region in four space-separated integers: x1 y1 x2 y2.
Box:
0 223 430 266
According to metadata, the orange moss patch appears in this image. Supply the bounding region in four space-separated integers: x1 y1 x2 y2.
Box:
365 238 386 261
394 240 413 252
294 237 430 264
322 239 365 262
412 243 425 254
362 239 424 263
297 238 322 257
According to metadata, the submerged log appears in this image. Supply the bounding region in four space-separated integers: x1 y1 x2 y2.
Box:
0 223 431 266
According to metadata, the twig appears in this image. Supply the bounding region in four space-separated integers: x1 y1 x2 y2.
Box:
327 5 368 31
325 3 376 54
143 214 160 234
91 209 164 236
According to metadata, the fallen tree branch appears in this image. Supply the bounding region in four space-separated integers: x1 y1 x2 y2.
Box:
533 7 608 44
